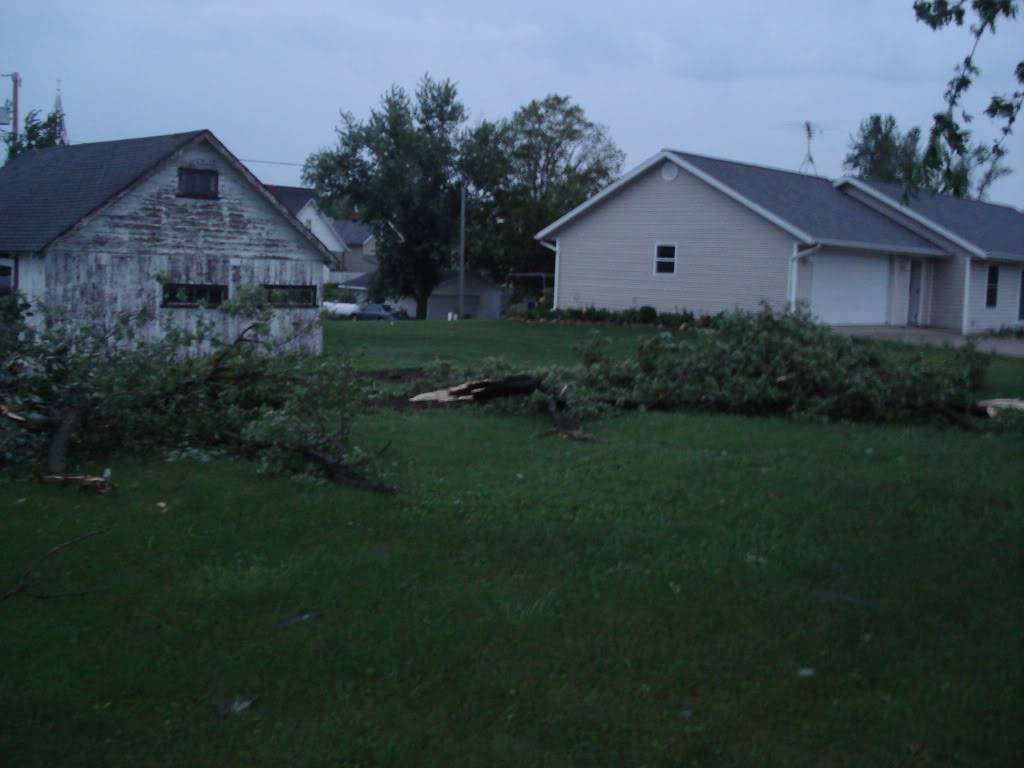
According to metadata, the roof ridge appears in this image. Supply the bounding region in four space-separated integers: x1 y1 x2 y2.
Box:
665 148 832 182
20 130 208 155
860 178 1024 215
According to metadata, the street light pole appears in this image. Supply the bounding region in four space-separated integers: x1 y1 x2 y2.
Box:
2 72 20 146
458 171 466 319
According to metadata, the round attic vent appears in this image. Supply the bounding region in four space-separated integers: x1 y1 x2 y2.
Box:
661 162 679 181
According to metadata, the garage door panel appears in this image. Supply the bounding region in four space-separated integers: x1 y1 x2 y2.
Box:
811 253 889 325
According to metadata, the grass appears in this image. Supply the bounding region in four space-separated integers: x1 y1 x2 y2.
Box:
2 321 1023 767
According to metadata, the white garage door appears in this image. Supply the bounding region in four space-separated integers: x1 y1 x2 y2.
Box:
811 253 890 325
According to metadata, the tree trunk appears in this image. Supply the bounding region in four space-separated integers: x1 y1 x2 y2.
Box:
415 294 429 320
47 408 80 474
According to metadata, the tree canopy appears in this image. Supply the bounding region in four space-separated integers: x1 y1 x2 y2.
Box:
913 0 1022 196
305 83 624 309
303 76 466 318
4 108 67 162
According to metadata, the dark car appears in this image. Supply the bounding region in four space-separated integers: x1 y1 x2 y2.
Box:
350 303 395 321
381 303 409 319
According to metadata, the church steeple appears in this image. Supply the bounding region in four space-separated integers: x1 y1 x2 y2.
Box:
53 79 68 146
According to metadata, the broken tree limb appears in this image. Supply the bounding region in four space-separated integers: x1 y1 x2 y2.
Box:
978 398 1024 418
409 375 542 404
40 474 117 494
222 432 398 495
1 528 111 603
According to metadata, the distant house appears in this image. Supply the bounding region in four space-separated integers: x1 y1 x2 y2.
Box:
536 150 1024 332
0 130 331 352
331 218 378 277
265 184 349 282
394 269 506 320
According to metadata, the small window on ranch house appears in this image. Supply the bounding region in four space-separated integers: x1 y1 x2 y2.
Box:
986 265 999 308
0 265 12 296
177 168 219 199
264 284 317 308
655 244 676 275
161 283 228 308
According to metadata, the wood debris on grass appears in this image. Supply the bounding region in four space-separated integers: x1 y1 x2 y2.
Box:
40 473 117 494
978 398 1024 417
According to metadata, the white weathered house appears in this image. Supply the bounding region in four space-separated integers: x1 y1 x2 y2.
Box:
0 130 331 352
536 150 1024 332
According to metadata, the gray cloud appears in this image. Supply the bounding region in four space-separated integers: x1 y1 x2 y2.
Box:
1 0 1021 203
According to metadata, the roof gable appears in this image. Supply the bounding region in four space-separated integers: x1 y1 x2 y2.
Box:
0 131 204 252
332 218 374 247
535 150 948 256
265 185 316 216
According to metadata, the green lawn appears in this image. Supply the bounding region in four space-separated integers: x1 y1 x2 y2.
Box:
2 321 1023 767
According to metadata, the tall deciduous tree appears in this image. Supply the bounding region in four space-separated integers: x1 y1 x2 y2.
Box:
478 95 625 280
913 0 1022 198
303 76 466 318
4 108 67 162
844 112 1009 197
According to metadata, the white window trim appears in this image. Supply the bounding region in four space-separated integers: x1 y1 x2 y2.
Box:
653 241 678 277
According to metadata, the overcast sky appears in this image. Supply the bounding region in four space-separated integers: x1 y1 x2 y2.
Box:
3 0 1022 205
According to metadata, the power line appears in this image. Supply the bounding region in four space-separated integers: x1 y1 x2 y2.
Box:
239 157 305 167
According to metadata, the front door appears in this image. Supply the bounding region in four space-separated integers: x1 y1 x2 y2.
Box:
908 260 923 326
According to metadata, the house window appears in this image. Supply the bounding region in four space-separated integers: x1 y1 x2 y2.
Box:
986 265 999 308
264 284 317 307
655 244 676 275
177 168 219 199
161 283 228 308
0 265 11 296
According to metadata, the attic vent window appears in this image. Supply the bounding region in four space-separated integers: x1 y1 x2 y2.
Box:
655 243 676 275
177 168 219 199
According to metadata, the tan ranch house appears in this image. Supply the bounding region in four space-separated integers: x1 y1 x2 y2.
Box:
536 150 1024 333
0 130 331 352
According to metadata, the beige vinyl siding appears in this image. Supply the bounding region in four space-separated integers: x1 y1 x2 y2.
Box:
929 255 966 331
967 261 1024 331
555 162 795 314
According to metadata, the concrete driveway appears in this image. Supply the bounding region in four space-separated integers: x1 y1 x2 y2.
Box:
835 325 1024 358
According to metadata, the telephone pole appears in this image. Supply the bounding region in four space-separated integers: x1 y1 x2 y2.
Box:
458 171 466 319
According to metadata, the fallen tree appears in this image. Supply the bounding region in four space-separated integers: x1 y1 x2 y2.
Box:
407 305 996 428
0 291 390 491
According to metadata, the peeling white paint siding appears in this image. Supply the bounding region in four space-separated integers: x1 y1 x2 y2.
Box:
554 163 795 314
41 140 324 353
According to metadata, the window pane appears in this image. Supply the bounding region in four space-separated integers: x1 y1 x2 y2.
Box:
655 260 675 274
656 245 675 261
986 266 999 307
263 284 317 307
178 168 219 198
162 283 227 307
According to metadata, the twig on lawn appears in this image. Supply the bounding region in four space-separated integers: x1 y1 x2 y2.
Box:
1 528 110 603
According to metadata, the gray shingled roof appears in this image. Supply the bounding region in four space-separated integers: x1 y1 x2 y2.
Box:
264 185 315 216
858 179 1024 260
668 151 943 253
332 218 373 247
0 130 205 252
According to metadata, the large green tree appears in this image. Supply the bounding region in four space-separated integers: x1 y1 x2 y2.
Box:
303 76 466 318
478 95 625 280
4 108 67 162
913 0 1022 197
844 112 1010 197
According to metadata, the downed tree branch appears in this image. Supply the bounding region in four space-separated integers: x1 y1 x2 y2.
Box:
40 473 117 494
1 528 111 603
222 432 397 495
409 375 542 404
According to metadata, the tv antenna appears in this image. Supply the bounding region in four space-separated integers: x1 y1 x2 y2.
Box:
798 120 820 175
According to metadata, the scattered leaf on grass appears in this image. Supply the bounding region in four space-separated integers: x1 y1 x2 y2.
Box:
797 667 816 678
278 611 319 628
214 696 257 716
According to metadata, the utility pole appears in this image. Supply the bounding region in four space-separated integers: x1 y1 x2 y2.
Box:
458 171 466 319
2 72 21 146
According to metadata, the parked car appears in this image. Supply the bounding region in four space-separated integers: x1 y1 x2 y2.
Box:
381 303 409 319
322 301 360 318
350 303 395 321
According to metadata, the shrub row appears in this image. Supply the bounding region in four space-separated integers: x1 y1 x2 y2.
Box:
508 303 721 328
